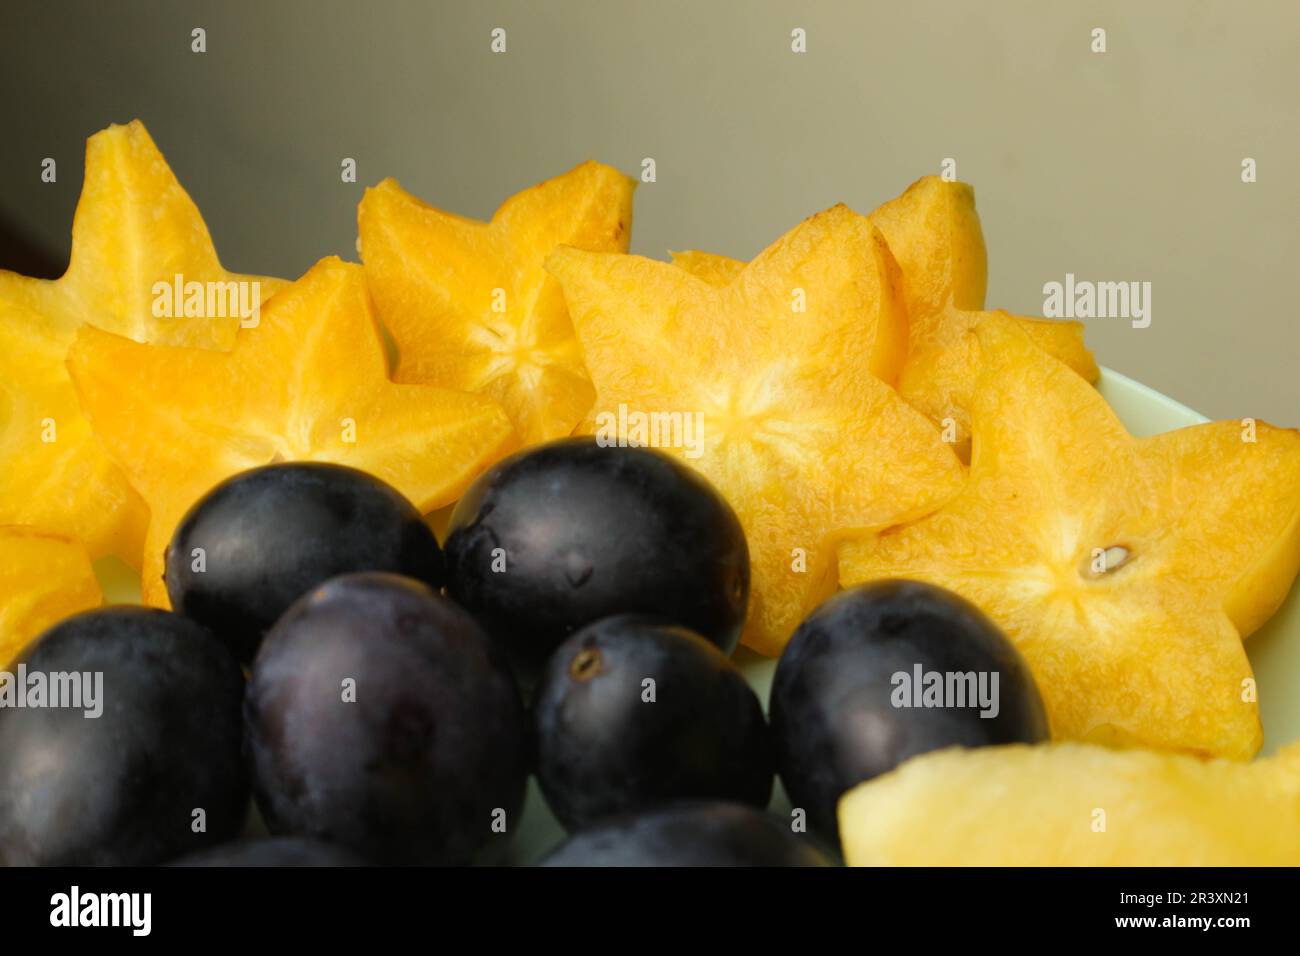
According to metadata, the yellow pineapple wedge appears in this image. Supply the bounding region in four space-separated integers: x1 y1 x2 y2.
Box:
839 315 1300 760
0 526 102 667
549 205 963 656
674 176 1099 457
358 162 635 445
839 742 1300 866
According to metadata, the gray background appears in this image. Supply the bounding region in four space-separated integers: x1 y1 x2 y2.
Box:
1 0 1296 423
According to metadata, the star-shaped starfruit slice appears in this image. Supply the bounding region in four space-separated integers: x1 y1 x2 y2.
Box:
839 316 1300 759
0 527 102 668
674 177 1100 456
548 205 964 656
0 120 285 562
358 162 635 445
870 176 1099 450
66 257 518 606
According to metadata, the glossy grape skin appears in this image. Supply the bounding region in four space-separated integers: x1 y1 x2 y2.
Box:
539 802 830 867
168 837 367 867
165 462 442 663
444 439 749 685
0 607 247 866
244 572 528 865
770 580 1049 843
533 615 772 830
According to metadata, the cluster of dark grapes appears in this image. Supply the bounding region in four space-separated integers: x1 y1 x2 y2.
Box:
0 439 1047 866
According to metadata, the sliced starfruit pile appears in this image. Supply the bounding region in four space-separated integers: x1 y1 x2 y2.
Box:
549 205 963 655
839 742 1300 866
0 526 102 667
359 162 635 445
0 120 284 564
839 316 1300 759
675 176 1099 456
0 311 144 562
67 257 518 606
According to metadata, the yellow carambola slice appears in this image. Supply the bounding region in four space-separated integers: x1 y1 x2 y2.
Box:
68 257 518 607
359 162 635 445
674 176 1098 456
839 742 1300 866
0 527 102 668
840 316 1300 759
548 204 963 656
872 177 1097 452
0 120 284 564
